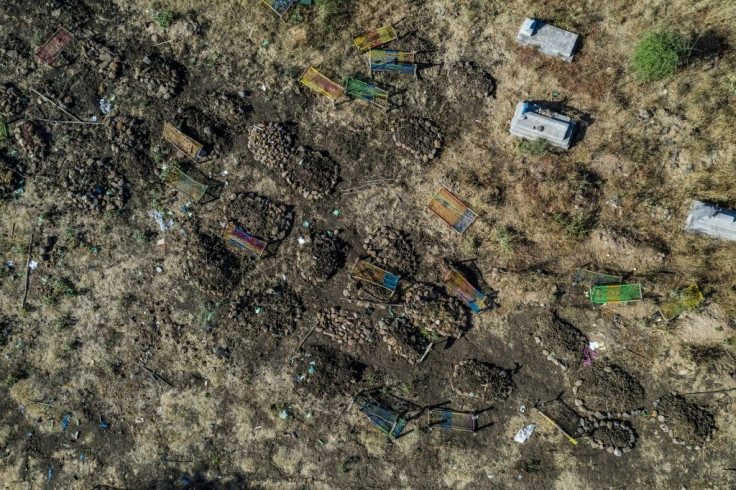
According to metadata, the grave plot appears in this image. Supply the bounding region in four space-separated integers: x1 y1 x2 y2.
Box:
0 83 27 116
452 359 514 401
182 230 242 298
403 283 469 339
534 316 589 371
390 117 444 163
172 106 231 156
362 226 419 277
228 283 303 337
12 120 48 161
447 62 495 99
586 421 637 455
535 400 581 445
224 192 294 244
79 37 122 80
573 364 645 418
296 230 347 283
290 345 365 399
376 316 432 364
106 116 148 154
654 394 716 449
285 148 339 200
64 157 128 212
314 306 375 347
133 53 184 100
247 122 294 171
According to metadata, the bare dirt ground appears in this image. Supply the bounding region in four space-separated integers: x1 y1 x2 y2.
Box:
1 0 735 488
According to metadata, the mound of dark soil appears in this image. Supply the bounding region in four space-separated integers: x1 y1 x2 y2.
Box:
296 231 346 283
13 120 48 161
449 62 495 99
224 192 293 243
377 316 431 364
452 359 513 400
247 122 293 170
0 83 26 115
229 283 303 337
64 157 128 212
362 226 419 277
403 283 469 338
291 345 365 399
183 231 241 297
537 317 588 369
285 148 339 200
390 117 443 163
314 307 374 347
576 364 645 414
656 394 716 447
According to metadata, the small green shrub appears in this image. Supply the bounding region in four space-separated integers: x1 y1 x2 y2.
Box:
518 138 550 156
631 30 690 82
153 10 174 29
492 225 515 256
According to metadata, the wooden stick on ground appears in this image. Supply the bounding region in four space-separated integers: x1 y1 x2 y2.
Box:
418 343 434 364
135 361 174 387
20 231 33 309
680 387 736 396
295 324 317 353
30 89 82 122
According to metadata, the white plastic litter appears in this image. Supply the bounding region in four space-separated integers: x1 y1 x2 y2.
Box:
99 98 112 114
149 210 172 232
28 261 38 270
297 236 306 246
514 424 536 443
519 405 526 413
588 341 599 351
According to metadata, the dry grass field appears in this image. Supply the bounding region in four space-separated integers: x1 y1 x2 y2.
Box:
0 0 735 488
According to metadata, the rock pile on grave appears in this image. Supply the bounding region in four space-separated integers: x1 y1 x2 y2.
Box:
80 38 122 80
403 283 467 338
107 116 146 154
0 84 26 115
377 316 431 363
584 420 637 456
362 226 419 276
64 158 127 212
133 55 182 100
315 306 374 347
390 117 444 163
285 148 339 200
247 122 294 170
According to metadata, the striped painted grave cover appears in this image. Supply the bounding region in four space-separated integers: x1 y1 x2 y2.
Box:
589 284 642 304
163 122 204 161
427 187 477 234
223 223 267 257
299 66 345 101
355 397 406 439
161 167 208 201
429 409 477 432
345 78 389 108
36 27 73 64
352 259 399 290
260 0 297 16
354 26 397 52
444 268 487 313
369 49 416 75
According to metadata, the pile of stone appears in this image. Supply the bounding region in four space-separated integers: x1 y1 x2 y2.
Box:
314 307 374 347
247 123 294 171
362 226 419 276
133 55 182 100
390 117 444 163
0 84 26 115
403 283 467 338
581 419 637 456
64 158 127 212
80 38 122 80
13 121 47 160
107 116 146 154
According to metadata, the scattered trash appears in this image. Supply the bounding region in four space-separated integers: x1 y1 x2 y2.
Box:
583 347 598 367
254 307 262 314
588 341 599 351
99 422 110 429
519 405 526 413
332 209 341 216
297 236 307 245
61 413 72 430
181 476 190 485
90 115 98 122
155 266 164 274
283 431 298 438
302 221 310 228
514 424 536 443
149 210 173 231
317 439 325 446
79 454 85 461
279 410 289 419
254 426 263 430
99 97 113 114
48 466 53 482
28 261 38 270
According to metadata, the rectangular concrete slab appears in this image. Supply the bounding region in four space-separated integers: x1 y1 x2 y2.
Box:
684 200 736 241
509 101 575 149
516 18 579 62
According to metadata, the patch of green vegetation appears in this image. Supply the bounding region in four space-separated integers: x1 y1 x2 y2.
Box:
523 458 542 473
42 277 78 306
420 328 440 343
517 138 550 156
2 373 18 387
554 212 596 238
153 9 174 29
492 225 515 255
338 456 358 473
631 30 690 82
314 0 342 31
55 314 74 332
